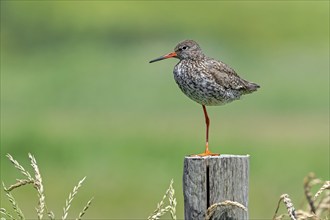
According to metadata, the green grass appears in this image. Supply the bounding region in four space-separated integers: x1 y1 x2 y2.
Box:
1 1 329 219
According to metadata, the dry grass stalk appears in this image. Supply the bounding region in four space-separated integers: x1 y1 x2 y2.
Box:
0 207 15 220
28 153 45 220
295 210 319 220
274 212 320 220
315 192 330 216
2 183 25 220
282 194 297 220
147 179 177 220
303 173 322 213
76 197 94 220
1 154 92 220
168 180 177 220
6 179 34 192
273 194 296 220
6 154 33 181
48 211 55 220
205 200 247 220
62 176 86 220
273 173 329 220
313 181 330 201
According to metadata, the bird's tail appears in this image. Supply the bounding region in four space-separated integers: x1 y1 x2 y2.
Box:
245 82 260 93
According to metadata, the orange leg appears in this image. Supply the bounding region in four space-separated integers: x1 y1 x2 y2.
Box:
193 105 219 157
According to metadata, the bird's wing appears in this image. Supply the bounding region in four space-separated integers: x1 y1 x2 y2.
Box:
205 58 259 92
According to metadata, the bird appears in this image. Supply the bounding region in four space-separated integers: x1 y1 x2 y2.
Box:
149 40 260 156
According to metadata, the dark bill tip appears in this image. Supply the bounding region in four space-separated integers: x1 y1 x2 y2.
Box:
149 52 177 63
149 56 166 63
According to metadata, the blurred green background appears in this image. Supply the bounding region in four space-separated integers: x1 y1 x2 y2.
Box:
1 1 329 219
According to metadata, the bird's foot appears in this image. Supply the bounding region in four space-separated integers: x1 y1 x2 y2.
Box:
191 150 220 157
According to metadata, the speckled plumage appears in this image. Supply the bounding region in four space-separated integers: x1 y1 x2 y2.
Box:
172 40 259 106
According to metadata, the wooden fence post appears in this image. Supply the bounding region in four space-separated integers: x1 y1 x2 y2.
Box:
183 155 249 220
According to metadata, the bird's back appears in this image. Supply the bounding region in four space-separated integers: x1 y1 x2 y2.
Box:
205 57 259 93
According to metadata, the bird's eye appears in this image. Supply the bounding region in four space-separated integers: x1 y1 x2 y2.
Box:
177 46 188 52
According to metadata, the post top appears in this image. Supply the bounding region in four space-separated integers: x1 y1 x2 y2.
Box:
184 154 250 160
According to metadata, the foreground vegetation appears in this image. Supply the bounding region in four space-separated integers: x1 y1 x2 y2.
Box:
1 154 93 220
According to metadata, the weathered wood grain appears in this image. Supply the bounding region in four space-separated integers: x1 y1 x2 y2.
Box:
183 155 249 220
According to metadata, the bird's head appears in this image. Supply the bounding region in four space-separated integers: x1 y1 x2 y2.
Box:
149 40 204 63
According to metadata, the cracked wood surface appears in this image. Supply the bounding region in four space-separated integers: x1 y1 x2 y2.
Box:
183 155 249 220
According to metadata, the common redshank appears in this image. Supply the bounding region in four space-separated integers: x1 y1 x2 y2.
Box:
149 40 259 156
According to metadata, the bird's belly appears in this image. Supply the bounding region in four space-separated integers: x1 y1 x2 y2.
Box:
173 68 240 106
